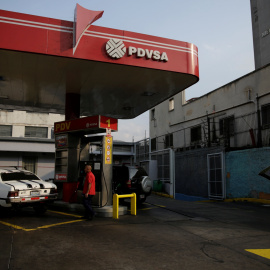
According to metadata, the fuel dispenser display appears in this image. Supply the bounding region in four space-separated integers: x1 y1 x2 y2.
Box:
54 115 117 207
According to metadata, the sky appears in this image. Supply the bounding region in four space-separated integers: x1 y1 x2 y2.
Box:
0 0 255 142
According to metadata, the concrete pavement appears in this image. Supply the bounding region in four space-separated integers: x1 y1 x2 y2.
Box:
1 194 270 269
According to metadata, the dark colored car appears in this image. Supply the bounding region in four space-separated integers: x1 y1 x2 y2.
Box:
112 165 152 204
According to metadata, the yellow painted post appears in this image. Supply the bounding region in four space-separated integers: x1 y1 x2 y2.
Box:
130 193 136 216
113 193 137 219
113 194 119 219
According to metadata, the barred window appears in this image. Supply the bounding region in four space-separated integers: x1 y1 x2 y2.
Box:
0 125 12 136
25 126 48 138
262 104 270 128
191 125 201 142
219 116 234 136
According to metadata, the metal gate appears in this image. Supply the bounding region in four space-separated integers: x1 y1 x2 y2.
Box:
207 152 225 200
150 148 175 197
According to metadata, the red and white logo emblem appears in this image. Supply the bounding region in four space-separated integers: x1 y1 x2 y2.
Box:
106 39 126 59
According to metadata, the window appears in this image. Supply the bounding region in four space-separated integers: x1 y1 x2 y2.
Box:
151 109 155 120
51 128 55 139
25 126 48 138
169 98 174 111
191 126 201 142
151 138 157 151
165 133 173 148
219 116 234 136
0 125 12 136
22 156 37 174
262 103 270 128
1 171 39 181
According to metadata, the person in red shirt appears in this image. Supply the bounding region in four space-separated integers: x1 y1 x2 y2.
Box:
82 164 96 220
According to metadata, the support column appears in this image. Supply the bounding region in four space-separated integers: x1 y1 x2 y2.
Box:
62 88 80 202
65 93 80 120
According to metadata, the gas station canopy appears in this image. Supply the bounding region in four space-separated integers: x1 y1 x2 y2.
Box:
0 8 199 119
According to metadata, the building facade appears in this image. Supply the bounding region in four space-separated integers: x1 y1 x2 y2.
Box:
0 110 64 180
150 65 270 152
250 0 270 69
149 64 270 200
149 1 270 200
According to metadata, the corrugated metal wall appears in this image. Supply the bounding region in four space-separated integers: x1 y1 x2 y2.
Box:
175 147 224 198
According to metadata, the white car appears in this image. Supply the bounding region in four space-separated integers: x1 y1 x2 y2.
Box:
0 168 58 214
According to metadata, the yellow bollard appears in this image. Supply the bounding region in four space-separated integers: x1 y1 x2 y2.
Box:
113 194 119 219
130 193 136 216
113 193 137 219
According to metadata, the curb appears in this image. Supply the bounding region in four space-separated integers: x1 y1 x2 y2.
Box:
224 198 270 204
152 191 173 198
152 192 270 205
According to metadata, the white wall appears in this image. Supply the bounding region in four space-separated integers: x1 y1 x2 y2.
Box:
0 110 64 138
150 65 270 149
0 110 63 179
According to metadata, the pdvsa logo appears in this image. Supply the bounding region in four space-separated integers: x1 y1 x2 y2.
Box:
105 38 168 62
106 39 126 59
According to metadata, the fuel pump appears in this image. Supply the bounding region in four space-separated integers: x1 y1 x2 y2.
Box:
79 135 113 207
54 115 116 207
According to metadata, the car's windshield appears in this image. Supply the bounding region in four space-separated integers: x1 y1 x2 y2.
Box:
1 172 39 181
